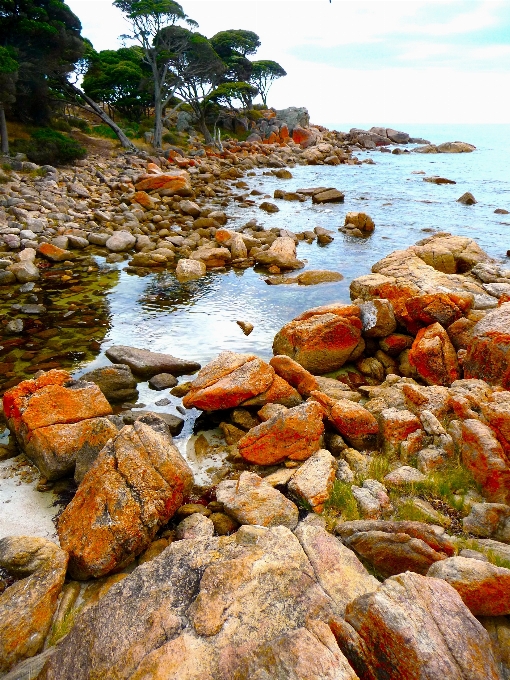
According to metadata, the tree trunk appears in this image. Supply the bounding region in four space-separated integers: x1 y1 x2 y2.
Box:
64 82 136 151
197 109 213 145
0 105 9 155
153 91 163 150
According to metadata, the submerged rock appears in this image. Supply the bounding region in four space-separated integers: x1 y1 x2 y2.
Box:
105 345 200 378
81 364 138 403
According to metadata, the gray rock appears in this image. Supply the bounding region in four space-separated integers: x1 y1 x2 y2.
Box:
87 232 110 246
0 270 15 284
288 449 336 513
148 373 178 390
5 319 23 334
175 513 215 540
7 261 39 283
463 502 510 542
80 364 139 403
105 231 136 252
67 235 89 249
119 409 184 436
105 345 200 378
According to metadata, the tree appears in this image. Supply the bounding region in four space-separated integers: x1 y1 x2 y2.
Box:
113 0 197 149
0 45 18 153
158 27 225 145
0 0 85 124
209 81 258 111
250 60 286 107
83 47 152 121
210 30 260 59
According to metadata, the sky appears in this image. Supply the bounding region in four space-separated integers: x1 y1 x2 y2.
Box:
66 0 510 127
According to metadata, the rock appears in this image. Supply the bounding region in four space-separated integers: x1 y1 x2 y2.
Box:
105 231 136 253
384 465 426 486
81 364 138 403
175 258 207 282
352 486 383 520
183 351 274 411
408 322 460 386
312 188 345 204
337 571 500 680
428 556 510 616
255 236 303 270
359 299 396 337
67 235 88 249
3 370 114 480
480 616 510 680
5 318 23 334
105 345 200 379
236 320 253 335
495 208 509 214
344 212 375 233
287 449 336 513
437 141 476 153
58 414 193 580
378 407 422 455
273 303 363 374
238 401 324 465
179 199 201 217
39 525 349 680
216 472 299 529
135 167 192 195
423 176 457 185
7 261 40 283
312 392 378 449
190 246 231 268
295 270 343 285
460 419 510 504
292 125 318 148
37 242 73 262
462 502 510 542
386 128 410 144
148 373 178 390
464 302 510 389
458 192 477 205
119 410 183 437
175 513 215 540
0 537 68 673
259 201 279 213
270 355 319 396
294 524 378 616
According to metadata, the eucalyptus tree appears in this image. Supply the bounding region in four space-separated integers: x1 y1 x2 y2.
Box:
250 60 287 107
0 46 17 153
113 0 197 148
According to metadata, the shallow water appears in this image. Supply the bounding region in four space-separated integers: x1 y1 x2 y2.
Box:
1 124 510 521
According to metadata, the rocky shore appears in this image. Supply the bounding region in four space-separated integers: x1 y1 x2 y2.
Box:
1 117 509 680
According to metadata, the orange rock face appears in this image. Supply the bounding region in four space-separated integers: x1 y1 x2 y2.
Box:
460 419 510 504
58 414 193 580
131 191 155 209
405 292 473 329
292 126 316 148
464 302 510 389
311 391 378 448
37 242 72 262
240 374 302 408
3 370 114 480
238 401 325 465
269 355 319 396
273 303 363 374
183 352 274 411
135 168 192 196
409 322 460 386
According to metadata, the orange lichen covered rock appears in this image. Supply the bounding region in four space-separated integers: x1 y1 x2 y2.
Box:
37 242 73 262
131 190 155 209
409 322 460 386
0 537 68 673
405 292 473 329
58 414 193 580
135 167 192 196
269 355 319 396
240 374 302 408
183 352 274 411
460 419 510 504
238 401 325 465
273 303 363 374
292 126 317 148
3 370 114 480
311 391 378 448
464 302 510 389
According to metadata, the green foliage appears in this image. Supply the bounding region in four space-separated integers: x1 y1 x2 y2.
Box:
414 464 480 512
66 115 90 132
0 0 86 123
250 60 286 107
209 81 258 110
11 127 86 165
91 124 118 139
456 538 510 569
324 480 360 522
210 30 260 58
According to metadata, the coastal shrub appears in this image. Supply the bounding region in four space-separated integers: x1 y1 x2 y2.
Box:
51 118 73 132
324 480 360 524
67 116 92 133
163 130 180 145
11 129 86 166
91 124 118 139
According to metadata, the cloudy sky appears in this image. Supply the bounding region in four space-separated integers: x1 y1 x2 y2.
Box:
67 0 510 126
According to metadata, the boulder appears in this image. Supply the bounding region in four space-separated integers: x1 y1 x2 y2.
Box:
428 556 510 616
294 524 378 616
384 465 426 486
408 322 460 386
335 520 454 577
105 231 136 253
344 212 375 233
80 364 138 403
37 242 73 262
58 414 193 579
295 270 344 285
0 537 68 673
238 401 324 465
7 261 40 283
377 407 422 456
312 188 345 204
148 373 178 390
336 572 500 680
385 128 410 144
480 616 510 680
190 246 231 268
292 125 318 148
135 167 192 196
175 258 207 282
437 141 476 153
311 391 378 449
458 192 477 205
359 299 396 337
460 419 510 504
239 373 302 408
270 355 319 396
182 352 275 411
38 526 349 680
175 513 215 541
273 303 363 374
464 302 510 389
254 236 304 270
3 370 114 480
216 472 299 529
105 345 200 378
462 502 510 542
287 449 336 513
